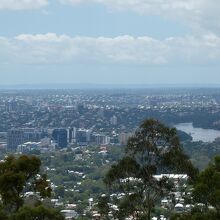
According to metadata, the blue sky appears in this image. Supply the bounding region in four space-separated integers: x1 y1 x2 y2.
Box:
0 0 220 85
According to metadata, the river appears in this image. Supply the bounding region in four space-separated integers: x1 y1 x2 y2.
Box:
175 123 220 142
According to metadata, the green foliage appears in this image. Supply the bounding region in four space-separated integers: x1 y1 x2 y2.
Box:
34 174 52 198
11 205 64 220
96 195 110 219
39 145 123 210
171 209 220 220
0 155 64 219
193 156 220 212
0 208 8 220
183 141 220 170
103 119 197 220
0 155 49 212
54 186 65 198
172 155 220 220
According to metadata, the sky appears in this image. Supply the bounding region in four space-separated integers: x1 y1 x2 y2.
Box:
0 0 220 86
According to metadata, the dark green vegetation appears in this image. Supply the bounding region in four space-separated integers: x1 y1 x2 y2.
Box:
172 210 220 220
193 156 220 213
102 119 197 220
183 141 220 170
172 156 220 220
0 155 64 220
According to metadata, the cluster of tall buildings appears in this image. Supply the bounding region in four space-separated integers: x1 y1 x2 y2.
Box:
6 127 120 152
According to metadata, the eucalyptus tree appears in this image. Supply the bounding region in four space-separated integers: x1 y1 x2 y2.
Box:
103 119 197 220
0 155 64 220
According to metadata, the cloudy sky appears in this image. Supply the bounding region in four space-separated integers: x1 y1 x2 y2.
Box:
0 0 220 85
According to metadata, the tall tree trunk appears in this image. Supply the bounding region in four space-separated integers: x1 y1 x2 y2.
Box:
147 209 151 220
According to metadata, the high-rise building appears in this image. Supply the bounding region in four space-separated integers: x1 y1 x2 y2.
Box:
22 128 44 142
52 129 67 148
67 128 73 143
76 129 91 146
7 129 25 151
67 127 76 143
7 128 46 151
110 115 118 125
119 132 133 146
94 134 110 145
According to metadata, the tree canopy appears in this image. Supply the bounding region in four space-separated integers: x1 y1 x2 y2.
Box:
191 155 220 217
166 156 220 220
0 155 64 220
103 119 198 220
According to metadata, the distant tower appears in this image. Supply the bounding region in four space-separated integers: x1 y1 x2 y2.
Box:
110 115 118 125
52 129 67 148
119 132 133 146
67 127 77 143
67 128 73 143
95 134 110 145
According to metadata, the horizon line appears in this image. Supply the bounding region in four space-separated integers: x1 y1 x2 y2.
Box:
1 83 220 90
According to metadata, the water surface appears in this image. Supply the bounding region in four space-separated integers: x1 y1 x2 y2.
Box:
175 123 220 142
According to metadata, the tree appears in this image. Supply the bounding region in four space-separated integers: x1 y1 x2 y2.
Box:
192 155 220 213
164 156 220 220
11 205 64 220
0 155 64 220
96 195 110 219
54 186 65 198
103 119 197 220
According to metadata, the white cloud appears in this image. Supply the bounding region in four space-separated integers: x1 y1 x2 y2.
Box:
0 0 48 10
1 33 220 65
60 0 220 32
